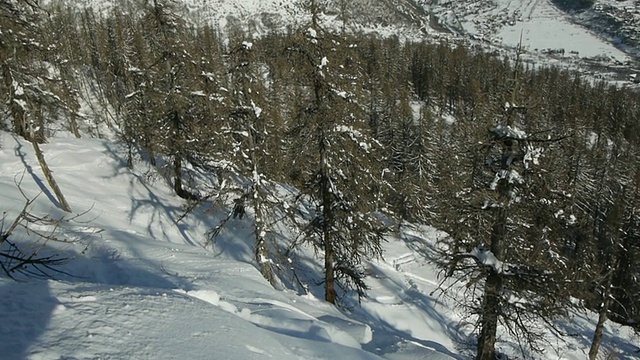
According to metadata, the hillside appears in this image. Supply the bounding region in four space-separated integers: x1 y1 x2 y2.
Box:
1 0 640 359
46 0 640 87
1 132 638 359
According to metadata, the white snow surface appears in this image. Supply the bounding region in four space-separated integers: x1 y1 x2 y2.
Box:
43 0 640 90
0 131 638 359
452 0 630 62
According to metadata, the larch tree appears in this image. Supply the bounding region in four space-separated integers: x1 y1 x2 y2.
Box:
216 37 282 287
1 0 73 212
283 21 387 304
434 54 574 359
578 130 640 360
124 0 201 199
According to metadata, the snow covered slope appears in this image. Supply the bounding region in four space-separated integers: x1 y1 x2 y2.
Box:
1 133 639 359
0 131 460 359
47 0 640 87
429 0 639 86
47 0 430 38
445 0 628 60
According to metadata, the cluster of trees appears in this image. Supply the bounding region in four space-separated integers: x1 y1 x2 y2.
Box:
551 0 595 12
2 0 640 358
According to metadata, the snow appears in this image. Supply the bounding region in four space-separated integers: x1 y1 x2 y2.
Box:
12 80 24 96
0 131 456 359
491 124 528 140
409 101 423 123
0 127 639 359
523 145 543 168
7 0 636 355
453 0 630 63
13 99 28 111
251 100 262 118
4 0 640 350
320 56 329 68
490 169 524 190
470 246 504 273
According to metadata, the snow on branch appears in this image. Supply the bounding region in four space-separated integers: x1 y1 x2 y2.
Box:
448 245 504 275
469 246 504 273
334 125 371 152
490 124 527 140
490 169 524 190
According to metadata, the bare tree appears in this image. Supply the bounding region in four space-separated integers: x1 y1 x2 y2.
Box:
1 182 85 279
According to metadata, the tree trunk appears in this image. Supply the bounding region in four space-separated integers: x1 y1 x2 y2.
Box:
324 229 336 303
252 160 278 288
320 130 336 303
68 112 81 138
589 285 611 360
477 191 507 360
477 270 502 360
173 155 194 200
30 125 72 213
255 237 277 287
322 166 336 303
170 107 195 200
3 63 29 140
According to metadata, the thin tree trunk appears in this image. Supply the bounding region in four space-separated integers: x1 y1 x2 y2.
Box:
170 107 195 200
251 143 277 288
320 129 336 304
477 270 502 360
68 112 81 138
477 206 506 360
322 165 336 303
3 63 29 140
173 155 194 200
30 122 72 213
589 282 611 360
324 227 336 303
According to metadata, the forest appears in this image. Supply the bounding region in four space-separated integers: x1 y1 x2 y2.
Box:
1 0 639 359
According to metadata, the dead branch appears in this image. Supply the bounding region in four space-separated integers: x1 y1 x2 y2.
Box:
0 182 82 279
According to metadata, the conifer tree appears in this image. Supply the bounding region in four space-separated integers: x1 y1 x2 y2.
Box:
435 54 574 358
1 0 73 212
219 38 281 287
575 126 640 360
123 0 201 199
283 21 386 304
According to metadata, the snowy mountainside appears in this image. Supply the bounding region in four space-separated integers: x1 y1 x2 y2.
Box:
427 0 640 85
47 0 430 38
47 0 640 87
0 131 461 359
1 133 639 359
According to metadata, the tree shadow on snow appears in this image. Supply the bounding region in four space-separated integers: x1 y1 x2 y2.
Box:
398 223 445 264
99 142 200 247
287 251 329 299
553 312 640 359
361 298 468 359
128 177 198 246
210 216 257 264
0 236 196 360
0 279 57 360
353 262 470 360
62 235 191 291
12 135 62 210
